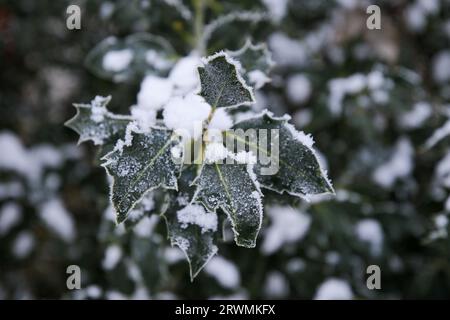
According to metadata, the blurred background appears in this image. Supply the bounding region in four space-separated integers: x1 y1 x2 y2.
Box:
0 0 449 299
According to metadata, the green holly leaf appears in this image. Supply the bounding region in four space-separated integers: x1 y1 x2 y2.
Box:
198 52 255 109
228 110 334 199
192 159 263 248
228 39 274 89
65 96 131 146
161 165 221 280
85 33 177 83
102 127 182 224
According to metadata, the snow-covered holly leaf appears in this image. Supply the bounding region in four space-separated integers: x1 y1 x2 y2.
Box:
192 159 263 248
65 96 132 146
228 39 274 89
102 127 182 224
85 33 177 83
198 52 255 109
162 166 220 280
228 111 334 199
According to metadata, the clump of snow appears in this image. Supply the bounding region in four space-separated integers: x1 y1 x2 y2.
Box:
269 32 307 66
102 49 134 72
90 96 109 123
234 151 257 165
399 102 432 129
328 70 389 115
433 51 450 83
314 278 353 300
130 105 156 132
355 219 384 256
286 74 312 104
177 204 218 233
145 49 173 71
102 245 123 270
163 93 211 139
137 75 174 111
208 108 233 131
0 202 22 236
263 271 289 298
204 142 230 163
262 205 311 255
169 55 202 95
39 198 76 242
204 256 240 289
373 137 414 188
12 231 35 258
170 145 183 160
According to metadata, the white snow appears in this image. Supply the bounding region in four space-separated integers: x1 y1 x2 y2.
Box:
102 49 133 72
164 247 185 264
248 70 271 89
137 75 174 110
269 32 307 66
328 70 388 115
286 74 312 104
102 245 123 270
399 102 432 129
204 256 240 289
145 49 173 71
177 204 218 233
435 150 450 188
432 51 450 83
130 105 157 131
133 215 160 238
208 108 233 131
426 120 450 149
263 271 289 298
262 0 288 23
355 219 384 256
0 182 24 199
285 123 315 148
0 132 69 184
39 198 76 242
90 96 108 123
261 205 311 255
0 202 22 236
163 93 211 139
204 142 230 163
12 231 35 258
293 109 312 128
314 278 353 300
169 55 201 95
373 137 414 188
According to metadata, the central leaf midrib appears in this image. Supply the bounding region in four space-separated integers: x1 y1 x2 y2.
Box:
214 163 236 216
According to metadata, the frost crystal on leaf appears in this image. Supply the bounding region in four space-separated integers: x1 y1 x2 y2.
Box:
102 128 182 223
199 52 255 109
193 159 263 248
230 110 334 199
65 96 132 146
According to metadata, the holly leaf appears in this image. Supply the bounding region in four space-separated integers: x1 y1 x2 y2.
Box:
85 33 177 83
192 159 263 248
161 166 220 280
102 127 182 224
198 52 255 109
65 96 131 146
228 110 334 199
228 39 274 89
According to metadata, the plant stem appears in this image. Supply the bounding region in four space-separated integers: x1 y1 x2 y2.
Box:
193 0 205 55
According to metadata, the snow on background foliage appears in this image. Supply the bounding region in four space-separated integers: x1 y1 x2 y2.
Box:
1 0 450 300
